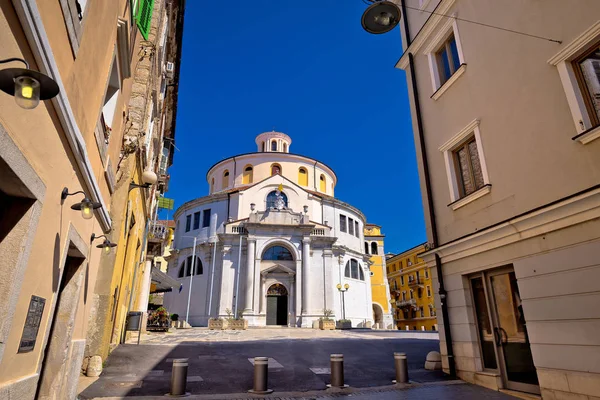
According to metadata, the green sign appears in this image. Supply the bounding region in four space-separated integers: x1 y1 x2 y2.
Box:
135 0 155 40
158 197 174 210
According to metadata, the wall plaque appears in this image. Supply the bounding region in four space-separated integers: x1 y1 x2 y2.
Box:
18 295 46 353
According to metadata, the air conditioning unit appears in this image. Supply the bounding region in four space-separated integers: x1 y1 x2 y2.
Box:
165 62 175 78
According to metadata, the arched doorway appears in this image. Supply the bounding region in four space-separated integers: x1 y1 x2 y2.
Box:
373 303 384 329
266 283 288 326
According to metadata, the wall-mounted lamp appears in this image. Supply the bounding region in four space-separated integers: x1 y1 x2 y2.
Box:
303 205 309 214
361 0 401 34
61 187 102 220
129 169 158 191
91 233 117 254
250 203 256 212
0 57 60 109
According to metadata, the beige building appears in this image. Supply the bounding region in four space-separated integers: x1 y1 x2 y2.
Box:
0 0 183 398
385 0 600 398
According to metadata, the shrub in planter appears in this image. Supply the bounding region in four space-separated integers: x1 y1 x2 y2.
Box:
208 317 228 330
171 313 179 321
336 319 352 330
319 309 335 330
229 310 248 330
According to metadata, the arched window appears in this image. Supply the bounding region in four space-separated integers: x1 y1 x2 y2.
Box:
262 245 294 261
320 174 326 192
210 178 215 193
242 165 253 184
266 190 287 208
298 167 308 186
178 256 203 278
271 140 277 151
271 163 281 176
283 143 288 152
364 242 369 254
222 170 229 188
371 242 378 255
344 259 364 281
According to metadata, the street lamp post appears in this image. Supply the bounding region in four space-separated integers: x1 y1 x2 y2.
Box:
336 283 350 320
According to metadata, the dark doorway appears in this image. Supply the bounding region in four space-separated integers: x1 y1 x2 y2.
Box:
266 283 288 326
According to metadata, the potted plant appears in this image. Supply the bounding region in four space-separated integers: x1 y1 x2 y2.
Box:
208 309 230 330
170 313 179 328
336 319 352 330
229 310 248 330
319 309 335 330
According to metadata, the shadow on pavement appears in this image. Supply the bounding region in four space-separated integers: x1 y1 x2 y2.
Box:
79 337 443 398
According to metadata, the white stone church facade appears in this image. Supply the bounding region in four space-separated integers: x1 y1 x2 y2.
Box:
164 132 391 328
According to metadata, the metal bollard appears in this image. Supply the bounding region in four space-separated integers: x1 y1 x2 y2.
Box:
167 358 190 397
327 354 349 388
248 357 273 394
392 352 409 384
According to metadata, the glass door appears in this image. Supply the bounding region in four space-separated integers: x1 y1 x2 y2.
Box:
471 267 539 394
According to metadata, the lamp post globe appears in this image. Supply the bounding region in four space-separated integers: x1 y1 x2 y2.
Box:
142 169 158 185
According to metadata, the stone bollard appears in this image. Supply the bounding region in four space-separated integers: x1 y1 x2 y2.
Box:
392 352 409 384
248 357 273 394
327 354 349 388
167 358 190 397
425 351 442 371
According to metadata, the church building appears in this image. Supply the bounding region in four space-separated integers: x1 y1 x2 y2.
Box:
164 132 386 328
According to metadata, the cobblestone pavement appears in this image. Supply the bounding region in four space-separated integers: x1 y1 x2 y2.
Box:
130 327 438 345
84 381 518 399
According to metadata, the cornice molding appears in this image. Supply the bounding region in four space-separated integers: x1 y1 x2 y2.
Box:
548 20 600 65
396 0 458 70
421 187 600 264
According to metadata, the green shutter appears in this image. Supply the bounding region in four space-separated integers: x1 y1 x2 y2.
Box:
135 0 155 40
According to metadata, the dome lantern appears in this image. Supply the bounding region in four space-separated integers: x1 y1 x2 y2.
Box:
255 131 292 153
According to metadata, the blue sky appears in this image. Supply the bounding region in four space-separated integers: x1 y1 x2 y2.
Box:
164 1 426 254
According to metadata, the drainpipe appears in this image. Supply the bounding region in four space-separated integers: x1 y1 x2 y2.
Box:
408 52 455 377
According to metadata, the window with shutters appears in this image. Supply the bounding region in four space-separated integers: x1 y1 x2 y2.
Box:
452 136 484 198
573 42 600 129
59 0 89 55
135 0 155 40
440 120 491 209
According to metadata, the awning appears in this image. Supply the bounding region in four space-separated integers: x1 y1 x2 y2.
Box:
150 267 181 294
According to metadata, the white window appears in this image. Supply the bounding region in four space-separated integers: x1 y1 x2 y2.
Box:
439 119 491 210
550 22 600 144
424 18 466 100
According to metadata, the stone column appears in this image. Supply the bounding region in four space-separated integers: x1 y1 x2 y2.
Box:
244 239 256 314
289 275 295 325
295 260 302 319
322 250 333 313
259 275 266 314
253 258 261 315
302 238 311 314
219 248 233 317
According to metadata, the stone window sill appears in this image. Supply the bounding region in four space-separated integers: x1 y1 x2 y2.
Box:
448 184 491 211
431 64 467 101
572 125 600 145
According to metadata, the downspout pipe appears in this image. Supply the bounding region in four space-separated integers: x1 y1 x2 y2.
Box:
408 51 455 377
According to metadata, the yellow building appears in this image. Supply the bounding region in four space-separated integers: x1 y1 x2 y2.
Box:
364 224 393 329
386 243 437 331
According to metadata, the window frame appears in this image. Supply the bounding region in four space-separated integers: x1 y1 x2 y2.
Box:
425 17 467 100
439 119 491 209
193 211 200 230
348 217 354 235
354 221 359 238
202 209 211 228
452 136 485 199
572 43 600 129
340 215 347 233
185 215 191 232
549 22 600 144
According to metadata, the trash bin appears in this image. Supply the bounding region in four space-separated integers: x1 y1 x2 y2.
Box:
126 311 143 331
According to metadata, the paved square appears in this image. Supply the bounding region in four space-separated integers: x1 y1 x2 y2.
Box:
247 357 283 369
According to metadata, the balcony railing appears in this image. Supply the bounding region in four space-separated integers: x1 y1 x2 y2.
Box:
149 222 169 241
408 276 424 287
232 226 247 234
396 298 417 307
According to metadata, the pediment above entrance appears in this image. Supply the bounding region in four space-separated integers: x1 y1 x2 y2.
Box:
261 263 295 276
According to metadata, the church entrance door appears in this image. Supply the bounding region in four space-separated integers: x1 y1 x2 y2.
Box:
266 283 288 326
